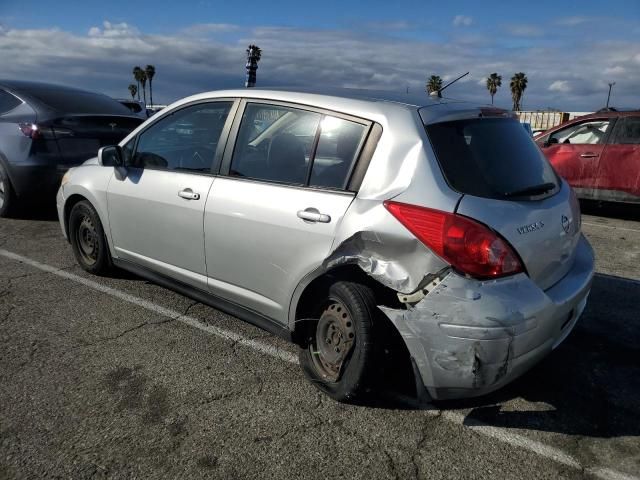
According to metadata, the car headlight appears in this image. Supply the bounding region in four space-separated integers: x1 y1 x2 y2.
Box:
60 170 73 188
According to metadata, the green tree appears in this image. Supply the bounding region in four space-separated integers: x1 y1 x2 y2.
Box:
127 84 138 101
426 75 443 97
145 65 156 107
486 73 502 105
510 72 528 111
132 66 143 101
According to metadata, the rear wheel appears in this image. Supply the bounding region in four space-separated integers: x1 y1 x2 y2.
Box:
299 281 378 403
68 200 112 275
0 163 16 218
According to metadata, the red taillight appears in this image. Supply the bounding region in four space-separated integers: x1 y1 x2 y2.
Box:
19 123 40 139
384 201 523 279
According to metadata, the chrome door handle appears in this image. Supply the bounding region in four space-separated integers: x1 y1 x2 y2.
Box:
297 208 331 223
580 153 599 158
178 188 200 200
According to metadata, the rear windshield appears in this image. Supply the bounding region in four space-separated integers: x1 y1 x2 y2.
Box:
425 118 559 199
26 87 132 115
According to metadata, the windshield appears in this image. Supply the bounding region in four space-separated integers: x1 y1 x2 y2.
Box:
425 117 559 200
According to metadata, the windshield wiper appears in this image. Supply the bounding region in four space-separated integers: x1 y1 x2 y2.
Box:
503 182 556 198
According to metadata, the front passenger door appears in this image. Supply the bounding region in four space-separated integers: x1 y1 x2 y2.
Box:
539 118 612 194
107 100 235 289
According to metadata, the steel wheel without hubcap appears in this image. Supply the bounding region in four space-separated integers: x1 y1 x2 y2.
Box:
75 215 99 266
311 301 356 382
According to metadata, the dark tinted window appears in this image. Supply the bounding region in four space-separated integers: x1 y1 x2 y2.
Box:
426 118 558 199
614 117 640 145
0 89 21 114
550 119 611 145
26 87 132 115
230 104 321 184
134 102 232 172
310 116 366 189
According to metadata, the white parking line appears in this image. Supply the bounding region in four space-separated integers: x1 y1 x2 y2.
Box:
0 249 297 364
0 248 637 480
583 222 640 233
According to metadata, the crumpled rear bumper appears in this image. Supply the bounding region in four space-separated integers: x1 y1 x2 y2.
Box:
379 234 594 401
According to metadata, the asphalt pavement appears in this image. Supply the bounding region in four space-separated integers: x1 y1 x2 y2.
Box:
0 201 639 479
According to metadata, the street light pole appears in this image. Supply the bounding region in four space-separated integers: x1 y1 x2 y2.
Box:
606 82 616 108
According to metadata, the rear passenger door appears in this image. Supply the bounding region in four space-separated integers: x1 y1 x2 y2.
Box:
203 101 370 324
596 116 640 202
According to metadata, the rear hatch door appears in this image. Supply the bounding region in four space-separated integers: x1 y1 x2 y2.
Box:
422 111 581 290
49 115 142 165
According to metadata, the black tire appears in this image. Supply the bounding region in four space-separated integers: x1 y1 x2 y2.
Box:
299 281 378 403
68 200 112 275
0 162 16 218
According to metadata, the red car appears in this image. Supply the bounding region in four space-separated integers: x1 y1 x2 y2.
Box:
535 110 640 204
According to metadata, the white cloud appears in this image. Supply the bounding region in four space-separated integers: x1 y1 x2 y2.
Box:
556 16 590 26
0 20 638 111
183 23 240 35
88 21 139 38
452 15 473 27
548 80 572 93
506 24 543 36
604 65 626 75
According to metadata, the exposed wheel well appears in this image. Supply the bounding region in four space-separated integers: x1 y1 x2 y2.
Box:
293 265 417 398
293 265 404 343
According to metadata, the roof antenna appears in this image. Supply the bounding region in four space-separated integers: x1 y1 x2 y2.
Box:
430 72 469 97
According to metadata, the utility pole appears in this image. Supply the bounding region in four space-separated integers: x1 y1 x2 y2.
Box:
606 82 615 108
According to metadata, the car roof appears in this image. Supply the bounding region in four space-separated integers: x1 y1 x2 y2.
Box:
0 79 138 117
0 79 103 97
169 86 505 124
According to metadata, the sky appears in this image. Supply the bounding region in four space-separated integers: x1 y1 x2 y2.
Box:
0 0 638 111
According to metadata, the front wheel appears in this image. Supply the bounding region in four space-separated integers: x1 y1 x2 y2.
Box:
299 281 378 403
68 200 112 275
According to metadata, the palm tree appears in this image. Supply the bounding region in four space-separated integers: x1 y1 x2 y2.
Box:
486 73 502 105
132 66 143 101
245 45 262 88
426 75 443 97
145 65 156 107
139 70 148 105
510 72 528 111
128 84 138 101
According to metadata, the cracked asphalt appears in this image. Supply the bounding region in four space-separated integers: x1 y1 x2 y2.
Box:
0 201 639 479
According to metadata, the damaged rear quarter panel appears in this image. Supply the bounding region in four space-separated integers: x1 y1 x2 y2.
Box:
379 271 557 397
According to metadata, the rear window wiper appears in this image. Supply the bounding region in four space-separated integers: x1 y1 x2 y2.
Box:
503 182 556 198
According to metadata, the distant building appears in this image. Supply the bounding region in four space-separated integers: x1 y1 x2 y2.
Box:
516 111 592 131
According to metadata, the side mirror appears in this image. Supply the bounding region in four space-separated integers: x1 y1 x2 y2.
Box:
98 145 124 167
542 137 559 148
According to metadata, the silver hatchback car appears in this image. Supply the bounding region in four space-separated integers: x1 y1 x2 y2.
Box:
57 88 594 402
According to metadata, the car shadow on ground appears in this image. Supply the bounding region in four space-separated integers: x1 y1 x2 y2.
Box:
369 273 640 439
8 202 59 221
580 199 640 221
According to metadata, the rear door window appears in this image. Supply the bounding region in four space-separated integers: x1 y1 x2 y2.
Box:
612 117 640 144
310 116 367 189
425 117 559 200
229 103 368 189
0 89 21 114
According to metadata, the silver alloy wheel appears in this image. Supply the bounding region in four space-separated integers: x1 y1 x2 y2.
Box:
0 178 5 210
310 301 356 382
75 215 99 266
